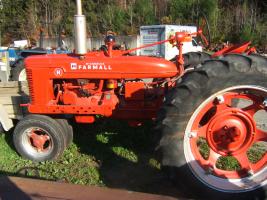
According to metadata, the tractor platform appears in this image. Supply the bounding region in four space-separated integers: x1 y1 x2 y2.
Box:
0 81 28 120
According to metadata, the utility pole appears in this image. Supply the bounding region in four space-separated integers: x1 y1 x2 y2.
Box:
0 0 3 46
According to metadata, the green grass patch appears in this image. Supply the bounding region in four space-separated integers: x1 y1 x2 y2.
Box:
0 119 265 192
216 156 241 171
0 133 103 185
196 137 266 171
0 119 158 189
247 142 267 164
197 137 209 160
111 146 138 163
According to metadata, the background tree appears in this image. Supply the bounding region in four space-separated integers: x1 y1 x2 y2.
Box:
0 0 266 50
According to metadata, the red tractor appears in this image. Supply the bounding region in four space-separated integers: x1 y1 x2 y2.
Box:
13 0 266 198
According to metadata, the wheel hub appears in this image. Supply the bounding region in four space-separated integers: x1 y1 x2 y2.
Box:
29 130 50 152
207 108 256 155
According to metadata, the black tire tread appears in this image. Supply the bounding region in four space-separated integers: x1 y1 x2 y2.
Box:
183 51 211 69
55 118 73 147
171 52 211 69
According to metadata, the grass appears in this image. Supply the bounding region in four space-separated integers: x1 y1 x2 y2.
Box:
0 133 103 185
0 119 164 193
247 142 267 164
197 137 266 171
0 118 265 196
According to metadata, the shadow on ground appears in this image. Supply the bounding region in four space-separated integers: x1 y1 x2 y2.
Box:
1 119 266 200
72 119 266 200
72 119 186 199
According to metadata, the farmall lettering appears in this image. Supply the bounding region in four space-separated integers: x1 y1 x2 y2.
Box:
70 62 112 71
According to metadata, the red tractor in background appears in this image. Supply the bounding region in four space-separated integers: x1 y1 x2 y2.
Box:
13 0 266 198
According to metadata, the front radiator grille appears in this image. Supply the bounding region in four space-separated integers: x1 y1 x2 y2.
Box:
26 69 35 104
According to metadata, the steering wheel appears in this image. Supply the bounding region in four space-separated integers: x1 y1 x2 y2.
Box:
197 12 211 49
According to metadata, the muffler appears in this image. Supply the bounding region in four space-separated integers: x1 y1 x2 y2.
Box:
74 0 87 55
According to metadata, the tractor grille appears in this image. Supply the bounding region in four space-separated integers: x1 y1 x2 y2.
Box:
26 69 35 104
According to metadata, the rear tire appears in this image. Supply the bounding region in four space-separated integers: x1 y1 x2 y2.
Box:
156 54 267 199
171 52 211 70
13 115 66 162
183 51 211 69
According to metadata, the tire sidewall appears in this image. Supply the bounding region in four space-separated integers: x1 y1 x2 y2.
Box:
13 115 65 162
55 118 73 147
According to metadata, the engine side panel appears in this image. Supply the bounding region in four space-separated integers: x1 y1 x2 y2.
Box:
25 53 176 120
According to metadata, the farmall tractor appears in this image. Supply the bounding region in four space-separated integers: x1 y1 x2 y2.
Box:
13 0 266 198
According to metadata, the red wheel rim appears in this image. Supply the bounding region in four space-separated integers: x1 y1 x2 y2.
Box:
27 128 52 153
188 90 266 180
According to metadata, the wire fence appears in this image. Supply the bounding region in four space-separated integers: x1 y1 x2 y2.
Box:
38 35 140 52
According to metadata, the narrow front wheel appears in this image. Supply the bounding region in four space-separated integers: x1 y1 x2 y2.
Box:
13 115 66 162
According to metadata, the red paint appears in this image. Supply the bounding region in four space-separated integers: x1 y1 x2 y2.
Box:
29 130 51 152
75 116 95 123
212 41 252 58
24 45 180 120
125 82 145 100
189 92 266 179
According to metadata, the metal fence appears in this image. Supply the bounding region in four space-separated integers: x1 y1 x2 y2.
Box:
38 35 140 52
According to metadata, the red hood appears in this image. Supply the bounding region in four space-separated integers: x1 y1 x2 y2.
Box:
25 53 179 79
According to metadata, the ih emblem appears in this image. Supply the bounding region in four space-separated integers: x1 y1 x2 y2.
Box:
54 68 64 76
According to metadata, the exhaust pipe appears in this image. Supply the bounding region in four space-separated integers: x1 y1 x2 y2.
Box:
74 0 87 55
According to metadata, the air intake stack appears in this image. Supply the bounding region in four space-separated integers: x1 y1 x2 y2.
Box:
74 0 87 55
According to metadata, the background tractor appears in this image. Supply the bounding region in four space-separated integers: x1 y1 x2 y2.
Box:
0 27 70 82
12 0 266 199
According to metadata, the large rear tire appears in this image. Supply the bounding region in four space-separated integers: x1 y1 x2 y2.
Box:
156 54 267 199
183 52 211 69
171 52 211 70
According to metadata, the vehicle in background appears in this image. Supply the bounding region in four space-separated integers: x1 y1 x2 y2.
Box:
138 25 202 60
0 36 70 82
0 49 10 82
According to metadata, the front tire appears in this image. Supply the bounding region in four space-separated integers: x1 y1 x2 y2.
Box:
157 54 267 199
55 118 73 147
13 115 66 162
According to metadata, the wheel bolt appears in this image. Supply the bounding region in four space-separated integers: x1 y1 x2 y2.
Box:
247 170 254 176
215 95 224 104
188 132 197 138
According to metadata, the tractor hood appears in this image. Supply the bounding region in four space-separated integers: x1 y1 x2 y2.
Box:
25 53 179 79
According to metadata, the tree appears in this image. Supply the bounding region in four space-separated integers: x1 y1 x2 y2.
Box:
0 0 265 49
134 0 155 26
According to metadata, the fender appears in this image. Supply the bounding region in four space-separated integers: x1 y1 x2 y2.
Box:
0 104 13 131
